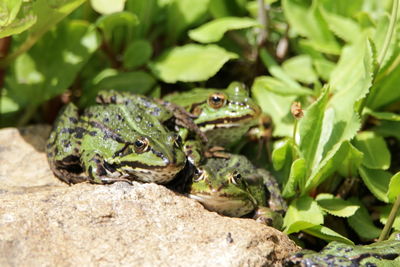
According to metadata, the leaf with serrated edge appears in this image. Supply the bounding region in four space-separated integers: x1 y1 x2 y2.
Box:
283 196 324 234
303 225 354 245
316 193 359 217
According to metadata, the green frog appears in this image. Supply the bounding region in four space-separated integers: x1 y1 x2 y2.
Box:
163 82 261 148
284 240 400 266
187 153 286 229
46 102 186 184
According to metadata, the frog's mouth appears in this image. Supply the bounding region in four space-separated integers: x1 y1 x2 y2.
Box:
187 193 255 217
197 114 256 129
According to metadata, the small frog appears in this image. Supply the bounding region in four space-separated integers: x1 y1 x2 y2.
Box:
285 240 400 266
163 82 261 148
46 102 186 184
187 154 286 229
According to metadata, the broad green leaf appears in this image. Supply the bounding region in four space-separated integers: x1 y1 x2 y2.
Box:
313 58 335 81
150 44 238 83
283 196 324 234
166 0 210 43
337 142 363 178
126 0 160 38
303 225 354 245
373 121 400 141
123 39 153 69
188 17 259 43
0 1 36 38
304 38 374 192
282 0 341 54
299 88 329 175
320 7 362 43
208 0 247 18
353 131 391 170
253 76 312 96
80 71 156 106
0 96 19 114
368 63 400 108
6 20 100 107
272 139 292 171
90 0 126 14
282 55 318 84
252 77 295 137
282 158 306 198
347 198 381 240
359 166 391 203
316 193 359 218
365 109 400 121
387 172 400 203
319 0 363 18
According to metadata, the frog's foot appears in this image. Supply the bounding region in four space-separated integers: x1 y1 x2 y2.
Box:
183 140 204 166
204 146 231 159
156 99 208 143
82 153 127 184
253 206 283 230
256 168 287 213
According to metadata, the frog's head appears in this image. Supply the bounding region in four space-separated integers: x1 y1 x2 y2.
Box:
188 160 257 217
105 127 186 184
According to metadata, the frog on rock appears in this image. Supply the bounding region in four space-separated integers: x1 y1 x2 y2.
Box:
187 153 286 229
46 102 186 184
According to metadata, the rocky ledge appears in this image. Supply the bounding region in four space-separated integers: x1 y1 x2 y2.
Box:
0 126 299 266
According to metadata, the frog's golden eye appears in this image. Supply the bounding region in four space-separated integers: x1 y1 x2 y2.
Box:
230 171 242 185
207 93 226 109
133 137 149 153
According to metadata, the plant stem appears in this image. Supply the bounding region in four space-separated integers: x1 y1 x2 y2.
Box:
17 104 37 127
257 0 268 46
379 195 400 242
292 119 298 145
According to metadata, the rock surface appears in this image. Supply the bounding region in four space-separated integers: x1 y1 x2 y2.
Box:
0 126 299 266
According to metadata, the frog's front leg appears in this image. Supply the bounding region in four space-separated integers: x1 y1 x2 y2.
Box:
253 206 283 230
257 168 287 213
81 151 131 184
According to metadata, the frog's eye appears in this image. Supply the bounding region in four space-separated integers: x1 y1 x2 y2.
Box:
193 168 205 182
207 93 226 109
230 171 242 185
133 137 149 153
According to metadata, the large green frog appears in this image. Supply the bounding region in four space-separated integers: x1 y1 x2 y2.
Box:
46 102 186 184
284 240 400 266
187 153 286 229
163 82 261 148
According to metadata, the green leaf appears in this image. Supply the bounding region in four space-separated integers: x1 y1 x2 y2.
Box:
0 1 36 38
166 0 210 43
208 0 247 18
347 197 381 240
251 77 295 137
0 96 19 114
353 131 391 170
282 55 318 84
188 17 259 43
282 158 306 198
126 0 160 38
283 196 324 234
6 20 100 107
365 109 400 121
90 0 126 15
303 225 354 245
150 44 238 83
316 193 359 218
299 87 329 175
387 172 400 203
282 0 341 54
337 142 363 178
359 166 391 203
272 139 292 171
123 39 153 69
373 121 400 141
313 58 336 81
254 76 312 96
380 205 400 231
304 38 374 192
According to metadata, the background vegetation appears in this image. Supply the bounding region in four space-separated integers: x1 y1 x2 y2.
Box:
1 0 400 249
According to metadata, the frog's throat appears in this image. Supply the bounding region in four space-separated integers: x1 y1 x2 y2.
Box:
187 193 255 217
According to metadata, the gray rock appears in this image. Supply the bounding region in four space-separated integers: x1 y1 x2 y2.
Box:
0 126 299 266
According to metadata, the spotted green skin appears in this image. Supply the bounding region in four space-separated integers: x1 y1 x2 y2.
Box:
164 82 261 148
188 154 286 229
285 240 400 267
46 102 186 184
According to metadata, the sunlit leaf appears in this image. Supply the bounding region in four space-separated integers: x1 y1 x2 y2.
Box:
282 158 306 198
150 44 238 83
316 193 359 217
347 197 381 240
188 17 259 43
303 225 354 245
123 39 153 69
282 55 318 84
90 0 126 15
387 172 400 203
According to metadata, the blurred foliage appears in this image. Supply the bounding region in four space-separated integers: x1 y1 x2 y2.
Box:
1 0 400 248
